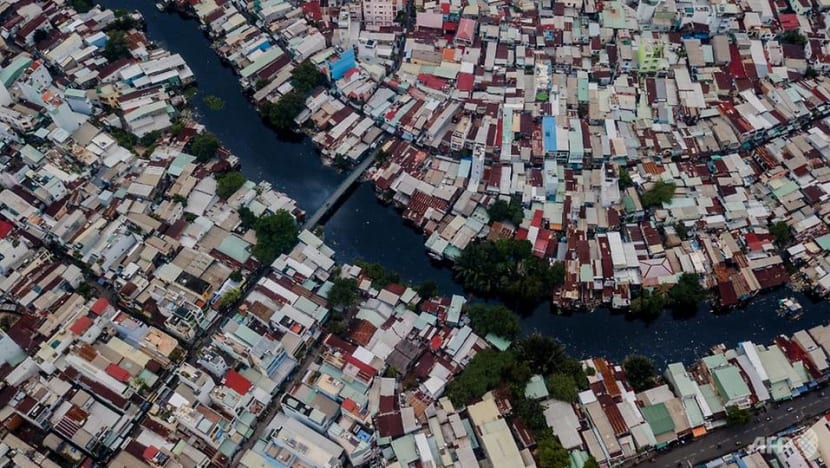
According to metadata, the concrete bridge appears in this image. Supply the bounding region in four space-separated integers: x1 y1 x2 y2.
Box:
301 150 378 231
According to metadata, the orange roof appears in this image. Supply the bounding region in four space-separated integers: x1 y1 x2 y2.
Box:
442 48 456 61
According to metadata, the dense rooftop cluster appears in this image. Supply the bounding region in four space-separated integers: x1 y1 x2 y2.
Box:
2 0 830 467
182 0 830 311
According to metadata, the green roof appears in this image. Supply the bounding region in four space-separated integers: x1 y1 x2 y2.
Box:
524 375 549 400
816 233 830 251
772 180 800 200
0 57 32 88
700 384 724 414
712 365 751 402
167 153 197 177
666 363 697 397
641 403 674 436
391 434 419 465
240 47 283 79
486 333 512 352
217 235 252 264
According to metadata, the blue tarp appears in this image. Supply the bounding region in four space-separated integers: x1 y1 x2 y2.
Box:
542 116 557 153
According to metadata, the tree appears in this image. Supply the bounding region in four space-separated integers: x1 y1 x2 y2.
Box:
261 91 306 131
488 197 525 226
354 260 400 288
69 0 93 13
668 272 705 311
453 239 558 307
168 347 185 363
726 406 752 425
238 206 257 229
778 30 807 46
547 373 578 402
104 31 131 61
189 132 220 162
465 303 521 339
110 128 137 149
804 67 819 79
252 210 299 264
216 171 246 199
291 61 326 94
229 270 243 282
107 15 139 32
139 130 160 147
618 167 633 189
328 277 359 309
623 354 658 392
640 180 676 208
629 288 666 320
674 222 689 241
537 435 570 468
583 457 601 468
769 221 792 246
217 288 242 309
446 349 530 405
170 120 186 137
415 280 438 299
33 29 49 44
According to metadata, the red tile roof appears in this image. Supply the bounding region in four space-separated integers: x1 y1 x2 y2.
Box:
105 363 131 382
224 369 253 395
69 316 93 336
90 297 110 315
0 220 12 238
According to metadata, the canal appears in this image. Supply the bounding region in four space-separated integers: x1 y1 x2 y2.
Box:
103 0 829 366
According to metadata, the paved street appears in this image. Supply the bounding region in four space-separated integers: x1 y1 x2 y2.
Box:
638 390 830 466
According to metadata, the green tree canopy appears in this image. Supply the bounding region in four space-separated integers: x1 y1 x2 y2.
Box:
488 197 525 225
537 435 570 468
328 277 359 309
674 222 689 241
354 260 400 289
725 406 752 425
668 272 705 311
618 167 633 189
103 31 131 61
778 30 807 46
216 171 246 199
70 0 93 13
229 270 243 282
623 354 658 392
189 132 220 162
547 373 579 402
769 221 792 246
415 280 439 299
217 288 242 310
291 61 326 94
640 180 676 208
514 334 588 391
446 349 530 405
629 288 667 320
261 90 306 131
453 239 561 307
465 303 521 339
252 210 299 264
583 457 601 468
238 206 257 229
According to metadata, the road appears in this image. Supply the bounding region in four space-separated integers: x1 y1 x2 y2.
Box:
636 389 830 466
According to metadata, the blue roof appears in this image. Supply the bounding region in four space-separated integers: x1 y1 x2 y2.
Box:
543 116 557 153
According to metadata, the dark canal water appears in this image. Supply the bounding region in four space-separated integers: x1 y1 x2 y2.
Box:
103 0 829 366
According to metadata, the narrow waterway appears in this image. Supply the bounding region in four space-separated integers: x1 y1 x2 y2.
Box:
105 0 830 366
